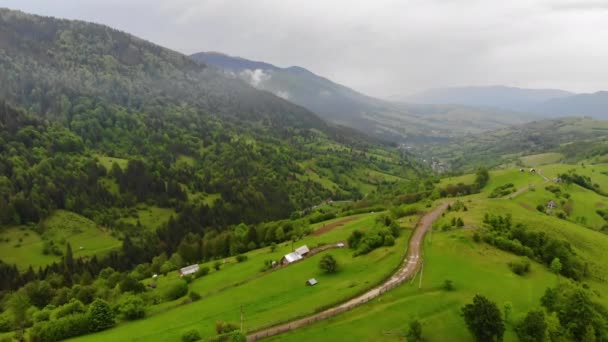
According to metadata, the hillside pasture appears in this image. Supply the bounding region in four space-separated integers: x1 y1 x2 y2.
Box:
273 229 557 341
74 212 415 341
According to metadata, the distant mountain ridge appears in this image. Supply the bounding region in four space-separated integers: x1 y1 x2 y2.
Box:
192 52 535 143
398 86 608 119
399 86 574 112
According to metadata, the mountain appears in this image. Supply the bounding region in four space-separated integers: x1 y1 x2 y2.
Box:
192 52 535 143
399 86 574 112
0 8 428 231
0 9 329 131
533 91 608 118
420 116 608 171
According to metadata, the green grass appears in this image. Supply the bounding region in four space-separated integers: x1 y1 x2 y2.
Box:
96 155 129 170
0 226 56 269
520 153 563 167
0 210 122 269
73 213 413 341
121 206 176 231
273 229 557 341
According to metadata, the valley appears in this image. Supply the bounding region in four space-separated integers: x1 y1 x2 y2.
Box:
1 5 607 342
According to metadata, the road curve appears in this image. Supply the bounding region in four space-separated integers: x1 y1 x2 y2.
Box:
248 202 450 341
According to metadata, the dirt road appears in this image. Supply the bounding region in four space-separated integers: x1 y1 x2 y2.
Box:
248 202 450 341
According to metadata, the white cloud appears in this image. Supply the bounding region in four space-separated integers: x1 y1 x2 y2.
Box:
238 69 271 87
5 0 608 96
275 90 290 100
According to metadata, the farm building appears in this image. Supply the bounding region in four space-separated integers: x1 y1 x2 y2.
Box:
336 242 345 248
282 252 303 265
530 168 536 173
179 264 199 277
295 245 310 256
281 245 311 265
306 278 318 286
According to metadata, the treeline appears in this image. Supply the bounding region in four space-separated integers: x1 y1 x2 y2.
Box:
479 214 587 280
440 167 489 197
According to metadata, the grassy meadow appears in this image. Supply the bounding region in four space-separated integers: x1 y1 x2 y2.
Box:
272 229 558 341
72 211 420 341
0 210 121 269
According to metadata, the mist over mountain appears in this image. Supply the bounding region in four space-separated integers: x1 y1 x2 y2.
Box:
192 52 534 143
398 86 574 112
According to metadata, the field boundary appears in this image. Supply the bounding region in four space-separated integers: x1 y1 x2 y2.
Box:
247 202 449 341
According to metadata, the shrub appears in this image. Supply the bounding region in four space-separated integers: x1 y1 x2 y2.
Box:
119 276 146 294
319 254 338 273
117 294 146 320
215 321 239 334
29 313 90 342
0 313 12 332
55 299 85 319
164 280 188 301
383 235 395 246
182 329 202 342
189 291 202 302
235 255 248 263
508 258 531 276
87 298 114 332
443 280 455 291
214 261 222 271
472 232 481 243
194 266 210 278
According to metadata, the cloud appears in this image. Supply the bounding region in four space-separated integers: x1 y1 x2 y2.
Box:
239 69 271 87
4 0 608 95
275 90 290 100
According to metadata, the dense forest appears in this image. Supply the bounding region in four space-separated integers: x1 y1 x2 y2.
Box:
0 9 431 336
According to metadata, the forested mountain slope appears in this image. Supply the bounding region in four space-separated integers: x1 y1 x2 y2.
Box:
0 7 428 273
192 52 532 143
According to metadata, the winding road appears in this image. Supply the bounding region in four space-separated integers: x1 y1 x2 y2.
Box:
248 202 450 341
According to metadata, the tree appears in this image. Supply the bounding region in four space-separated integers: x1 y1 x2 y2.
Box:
64 242 74 284
9 291 30 333
181 329 201 342
117 294 146 320
550 258 562 280
319 254 338 273
461 295 505 342
503 302 513 322
516 310 547 342
87 298 114 332
442 280 454 291
407 319 423 342
582 325 597 342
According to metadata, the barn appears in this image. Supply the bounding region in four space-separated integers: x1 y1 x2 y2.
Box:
179 264 200 277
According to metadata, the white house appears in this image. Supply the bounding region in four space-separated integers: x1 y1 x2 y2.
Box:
295 245 310 256
179 264 199 277
282 252 303 265
306 278 318 286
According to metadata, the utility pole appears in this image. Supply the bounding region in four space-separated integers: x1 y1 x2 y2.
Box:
418 260 424 289
240 305 244 332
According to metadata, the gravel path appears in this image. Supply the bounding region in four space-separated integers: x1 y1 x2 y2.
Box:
247 202 450 341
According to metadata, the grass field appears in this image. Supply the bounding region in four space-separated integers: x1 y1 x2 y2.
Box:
0 210 121 269
43 210 121 258
273 170 608 340
273 229 557 341
121 206 176 231
96 155 129 170
73 212 419 341
520 152 564 167
0 226 56 269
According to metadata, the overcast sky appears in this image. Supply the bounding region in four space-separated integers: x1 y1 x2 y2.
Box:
3 0 608 97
